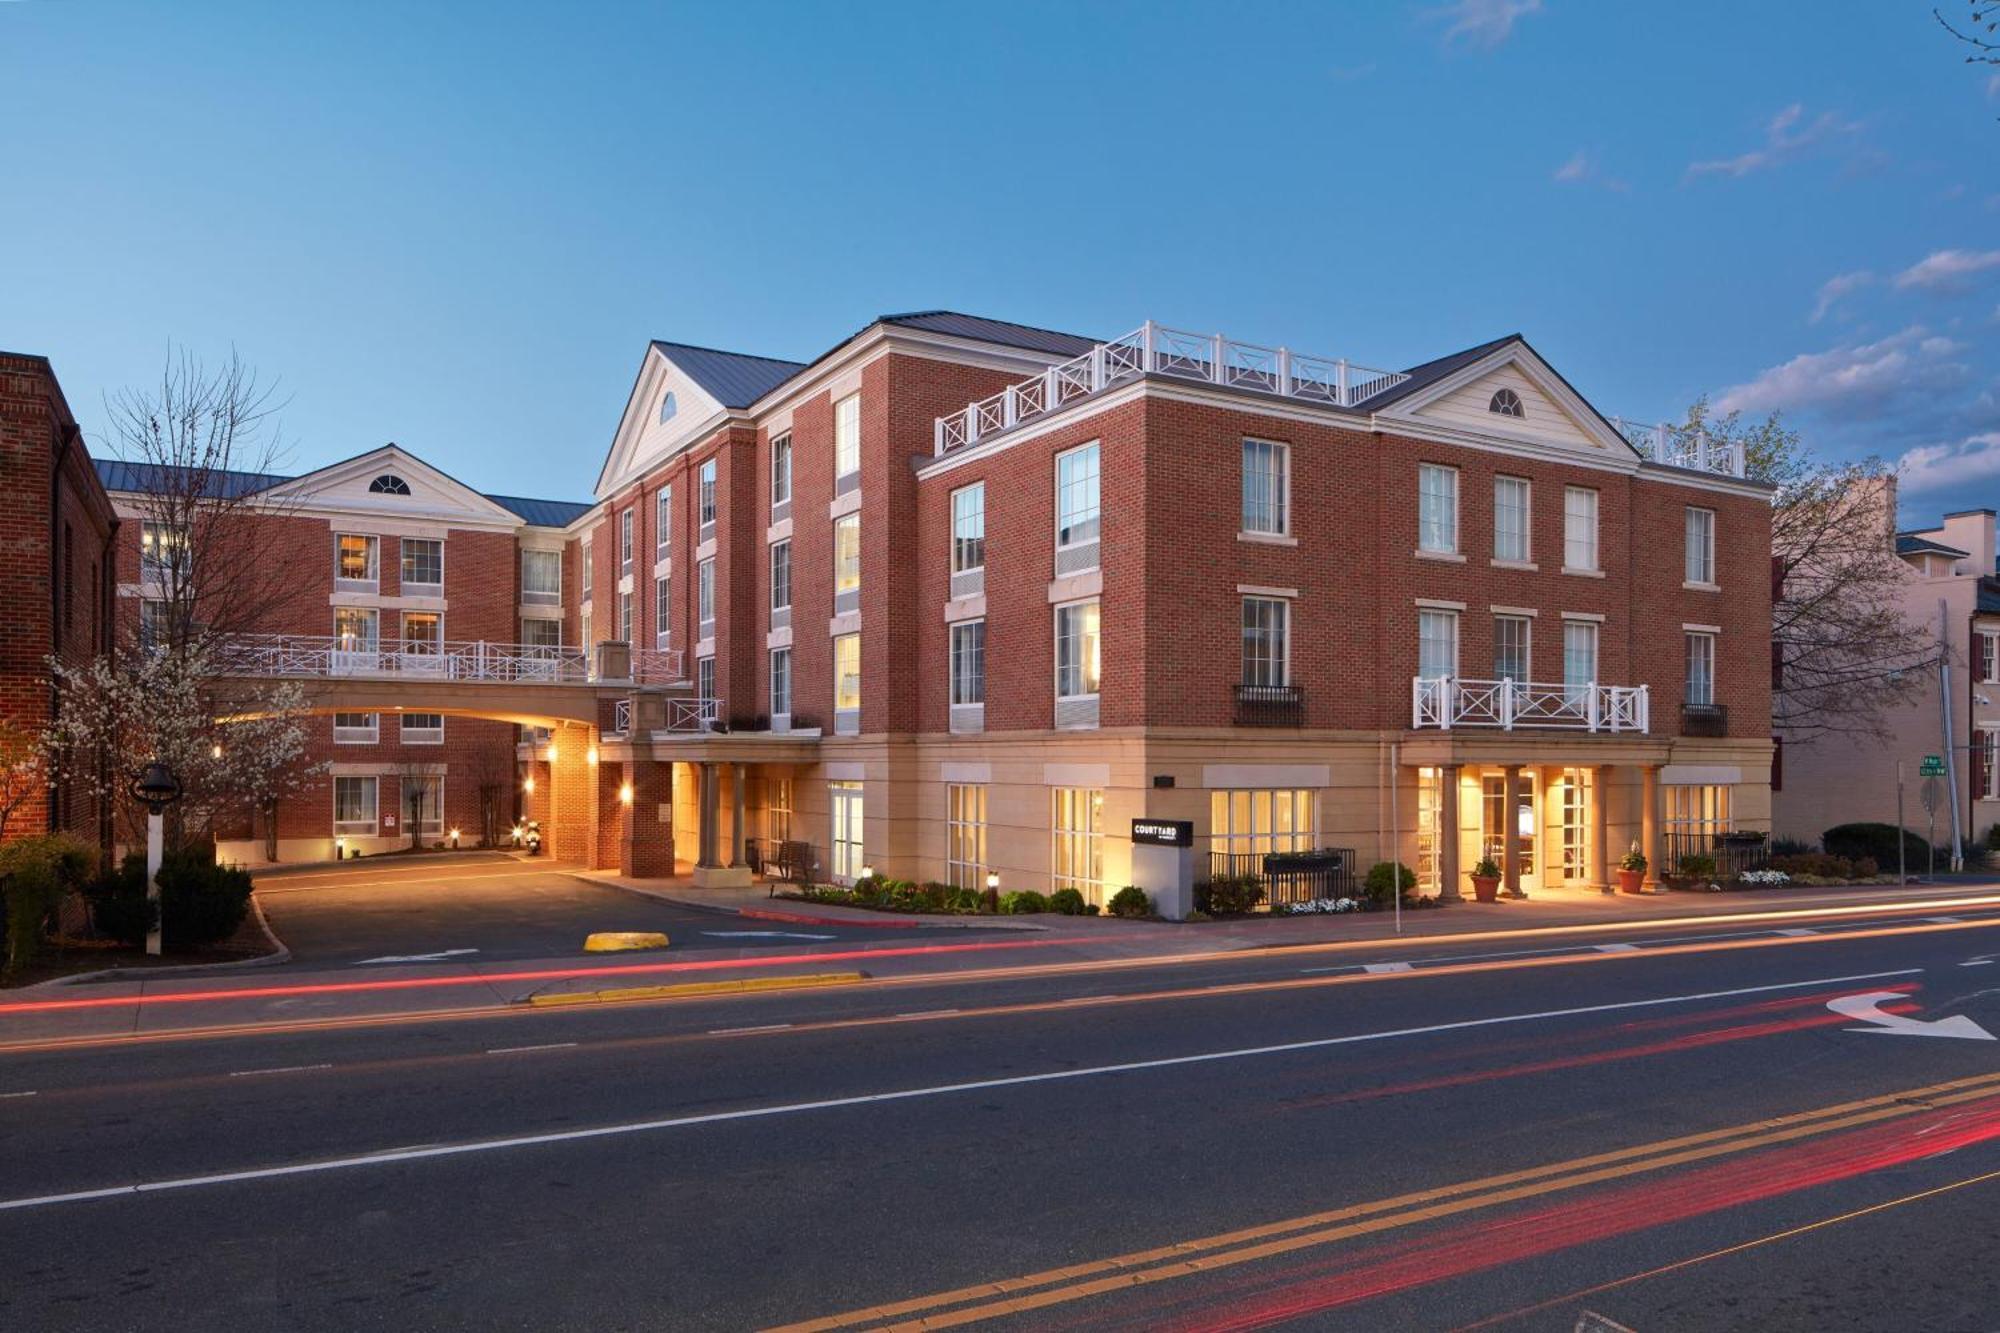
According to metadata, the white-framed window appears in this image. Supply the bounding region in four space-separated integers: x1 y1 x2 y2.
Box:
654 576 671 648
947 784 987 890
1241 438 1289 536
1494 476 1530 562
833 513 860 612
1980 632 1999 685
830 780 864 882
332 712 377 744
1241 596 1288 687
771 433 792 516
579 609 593 652
334 606 379 653
401 610 442 653
1418 464 1458 554
402 773 444 837
770 540 792 616
699 458 718 533
401 712 444 745
138 597 167 653
834 632 861 719
770 646 792 719
1055 600 1100 699
333 775 378 833
400 537 442 590
522 549 562 605
1056 442 1101 552
952 483 985 573
521 617 562 649
834 393 861 480
335 533 379 586
1489 388 1524 418
1494 614 1531 681
1979 730 2000 800
1563 619 1599 692
1685 507 1715 585
951 619 986 705
696 653 715 702
618 590 633 644
1050 787 1104 900
1685 631 1716 707
1417 608 1458 681
767 776 793 841
620 508 634 574
656 486 672 558
140 520 185 582
1209 789 1315 858
697 557 715 638
1564 486 1599 572
581 539 594 594
1664 784 1732 842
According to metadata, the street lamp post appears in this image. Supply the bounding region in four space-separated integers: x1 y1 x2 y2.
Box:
130 760 183 957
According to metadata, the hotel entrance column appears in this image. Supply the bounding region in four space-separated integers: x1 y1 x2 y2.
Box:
695 762 720 870
1437 765 1462 902
1592 764 1612 893
1501 764 1526 898
728 763 746 869
1641 763 1662 893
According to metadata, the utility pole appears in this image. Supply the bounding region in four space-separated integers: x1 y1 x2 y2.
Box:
1897 760 1907 885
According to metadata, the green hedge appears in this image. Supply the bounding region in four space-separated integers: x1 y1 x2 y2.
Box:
0 833 98 978
87 849 252 949
1822 823 1930 869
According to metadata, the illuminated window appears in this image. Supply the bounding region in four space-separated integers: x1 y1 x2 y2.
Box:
947 784 987 890
335 533 378 584
834 394 861 479
1050 787 1104 900
1209 789 1315 860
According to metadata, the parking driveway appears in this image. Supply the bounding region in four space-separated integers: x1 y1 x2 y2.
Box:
254 855 982 966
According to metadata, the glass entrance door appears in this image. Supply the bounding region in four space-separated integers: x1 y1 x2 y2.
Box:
1481 773 1539 893
830 781 864 883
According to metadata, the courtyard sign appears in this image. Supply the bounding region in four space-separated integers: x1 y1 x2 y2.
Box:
1131 819 1194 848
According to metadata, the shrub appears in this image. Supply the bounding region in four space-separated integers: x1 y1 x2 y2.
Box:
1196 876 1265 916
1823 823 1930 869
1047 887 1092 915
1108 885 1152 919
1675 854 1717 880
1363 861 1416 906
88 849 252 949
1620 844 1647 872
1770 836 1815 857
999 890 1047 914
0 833 98 976
1770 852 1857 879
1470 857 1501 879
1988 823 2000 851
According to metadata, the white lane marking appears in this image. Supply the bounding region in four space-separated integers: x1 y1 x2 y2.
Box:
1963 960 1996 967
1775 928 1817 937
0 967 1920 1215
1827 992 1997 1041
486 1042 578 1055
0 1091 37 1100
354 948 480 965
707 1024 793 1036
1363 962 1414 974
1928 917 1965 925
702 931 838 941
226 1064 334 1079
898 1010 961 1019
1594 943 1641 954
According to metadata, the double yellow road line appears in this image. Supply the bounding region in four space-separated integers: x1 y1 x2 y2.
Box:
772 1069 2000 1331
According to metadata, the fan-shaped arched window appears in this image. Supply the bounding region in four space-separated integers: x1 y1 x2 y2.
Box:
368 474 411 495
658 391 678 424
1488 389 1524 419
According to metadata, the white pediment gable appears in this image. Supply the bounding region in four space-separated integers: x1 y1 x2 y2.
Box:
1378 345 1640 465
261 445 522 527
595 345 731 500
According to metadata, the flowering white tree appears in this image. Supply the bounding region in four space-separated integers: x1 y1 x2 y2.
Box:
43 641 321 852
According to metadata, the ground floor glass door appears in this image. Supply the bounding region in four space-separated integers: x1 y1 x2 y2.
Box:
830 781 863 883
1481 773 1539 892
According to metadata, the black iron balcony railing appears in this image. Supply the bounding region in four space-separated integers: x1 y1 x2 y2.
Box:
1204 848 1357 908
1681 702 1729 737
1235 683 1304 727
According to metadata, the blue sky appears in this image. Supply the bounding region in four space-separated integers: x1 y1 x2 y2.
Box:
3 1 1995 513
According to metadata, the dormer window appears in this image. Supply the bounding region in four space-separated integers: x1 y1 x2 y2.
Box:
658 391 678 425
1488 389 1523 419
369 474 411 495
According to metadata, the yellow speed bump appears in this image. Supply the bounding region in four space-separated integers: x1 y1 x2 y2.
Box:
584 931 671 953
527 972 867 1007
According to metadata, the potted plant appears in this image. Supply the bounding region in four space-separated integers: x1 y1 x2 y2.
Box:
1468 857 1502 903
1618 844 1648 895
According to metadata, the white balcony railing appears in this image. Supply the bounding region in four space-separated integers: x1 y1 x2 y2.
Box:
1411 677 1649 733
211 636 685 686
1609 418 1747 479
666 697 722 732
934 321 1411 455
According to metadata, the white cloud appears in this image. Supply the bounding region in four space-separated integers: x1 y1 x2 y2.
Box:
1989 71 2000 99
1714 326 1968 417
1895 248 2000 294
1686 102 1858 180
1809 270 1874 324
1897 432 2000 494
1429 0 1542 49
1550 149 1630 193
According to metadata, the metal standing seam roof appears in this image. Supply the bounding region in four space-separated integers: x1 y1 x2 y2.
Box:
877 311 1100 358
647 341 809 410
94 459 591 528
1895 534 1971 559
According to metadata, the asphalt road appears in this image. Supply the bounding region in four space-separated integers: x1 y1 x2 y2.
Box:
252 857 1000 965
6 907 2000 1329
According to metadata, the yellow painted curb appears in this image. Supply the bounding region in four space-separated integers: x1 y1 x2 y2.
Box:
526 971 867 1007
584 931 671 953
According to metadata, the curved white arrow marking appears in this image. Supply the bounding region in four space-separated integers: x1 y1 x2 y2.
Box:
355 948 481 965
1827 991 1996 1041
701 930 837 941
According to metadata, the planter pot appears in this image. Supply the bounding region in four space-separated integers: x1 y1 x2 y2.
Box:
1617 868 1648 895
1470 875 1501 904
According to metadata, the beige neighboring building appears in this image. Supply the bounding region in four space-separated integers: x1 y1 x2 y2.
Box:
1776 503 2000 854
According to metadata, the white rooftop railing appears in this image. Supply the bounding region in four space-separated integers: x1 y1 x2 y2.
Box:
934 321 1411 455
1610 417 1747 479
210 636 686 686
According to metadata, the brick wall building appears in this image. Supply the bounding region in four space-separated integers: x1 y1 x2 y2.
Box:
0 352 118 851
